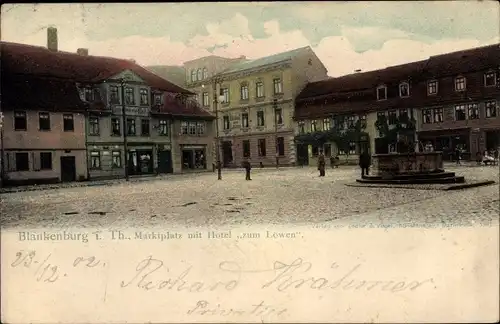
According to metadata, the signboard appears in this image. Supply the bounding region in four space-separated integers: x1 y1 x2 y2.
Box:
112 107 150 117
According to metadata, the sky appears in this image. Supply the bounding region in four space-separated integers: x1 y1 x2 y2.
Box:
2 2 499 77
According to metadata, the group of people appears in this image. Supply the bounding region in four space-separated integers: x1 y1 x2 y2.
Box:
317 150 371 177
475 149 499 166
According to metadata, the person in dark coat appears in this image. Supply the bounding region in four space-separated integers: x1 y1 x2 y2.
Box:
318 151 326 177
359 150 371 177
243 159 252 180
455 147 461 165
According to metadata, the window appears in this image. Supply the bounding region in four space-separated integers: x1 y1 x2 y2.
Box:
242 140 251 157
276 137 285 156
298 121 305 134
181 121 188 134
427 80 438 95
258 139 266 156
39 112 50 131
127 118 136 135
241 113 249 128
484 71 496 87
454 104 466 120
159 119 169 135
63 114 74 131
377 112 386 121
191 70 197 82
240 84 249 100
111 118 121 136
273 78 283 94
89 116 99 135
312 145 319 156
90 151 100 169
93 89 101 102
399 82 410 97
359 115 367 128
485 100 497 118
377 85 387 100
222 88 229 103
110 86 119 104
388 110 398 125
433 108 443 123
257 111 265 126
311 120 317 132
125 87 135 105
14 111 27 131
188 122 197 135
40 152 52 170
399 109 408 119
322 118 331 130
256 82 264 98
467 103 479 120
112 151 122 168
15 152 29 171
422 109 433 124
202 92 209 107
196 122 205 135
275 108 283 125
348 142 356 155
455 76 466 92
141 119 150 136
197 69 202 81
84 87 93 101
347 115 355 128
140 89 148 105
223 116 230 130
154 93 162 105
203 68 208 80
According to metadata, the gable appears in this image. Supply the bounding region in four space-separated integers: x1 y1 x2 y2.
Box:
108 69 146 83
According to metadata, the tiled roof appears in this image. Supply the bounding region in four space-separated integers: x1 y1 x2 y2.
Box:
2 74 88 112
297 43 500 101
221 46 311 74
297 60 428 100
152 93 215 120
1 41 192 94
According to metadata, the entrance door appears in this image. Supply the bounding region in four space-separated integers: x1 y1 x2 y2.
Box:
222 141 233 167
158 150 173 173
296 144 309 166
60 156 76 182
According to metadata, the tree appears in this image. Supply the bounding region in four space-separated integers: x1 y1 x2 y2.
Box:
374 114 417 153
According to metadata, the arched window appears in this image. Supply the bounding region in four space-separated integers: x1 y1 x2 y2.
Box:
203 68 208 79
197 68 202 81
191 70 197 82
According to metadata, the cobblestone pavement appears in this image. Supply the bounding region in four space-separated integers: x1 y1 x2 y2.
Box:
1 165 498 229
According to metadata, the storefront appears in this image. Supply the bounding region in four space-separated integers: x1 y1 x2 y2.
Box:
418 129 471 160
128 148 154 175
181 145 207 170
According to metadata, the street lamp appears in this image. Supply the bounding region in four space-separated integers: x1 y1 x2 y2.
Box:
203 78 224 180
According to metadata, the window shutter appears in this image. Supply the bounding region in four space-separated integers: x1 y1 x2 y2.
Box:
33 152 41 171
8 152 16 171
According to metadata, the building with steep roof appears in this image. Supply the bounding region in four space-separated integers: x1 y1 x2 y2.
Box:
1 27 214 185
294 43 500 165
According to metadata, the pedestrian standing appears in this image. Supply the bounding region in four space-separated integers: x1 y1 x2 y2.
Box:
494 149 499 165
243 159 252 180
318 151 326 177
455 147 461 165
359 150 371 177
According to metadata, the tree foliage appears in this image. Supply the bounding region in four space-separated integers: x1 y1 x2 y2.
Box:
294 119 369 156
374 114 417 144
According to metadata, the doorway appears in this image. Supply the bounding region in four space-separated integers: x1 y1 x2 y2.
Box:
222 141 233 167
128 150 154 175
296 144 309 166
158 150 173 174
60 156 76 182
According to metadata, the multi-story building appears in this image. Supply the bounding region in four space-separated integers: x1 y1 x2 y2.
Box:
185 47 328 167
1 27 214 185
294 43 500 164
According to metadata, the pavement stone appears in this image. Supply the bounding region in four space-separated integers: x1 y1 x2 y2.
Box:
1 165 498 230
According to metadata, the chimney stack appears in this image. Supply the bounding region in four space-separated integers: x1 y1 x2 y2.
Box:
47 27 58 52
77 48 89 56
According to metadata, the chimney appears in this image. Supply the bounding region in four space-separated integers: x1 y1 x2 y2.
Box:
47 27 58 52
239 55 246 60
128 59 136 64
77 48 89 56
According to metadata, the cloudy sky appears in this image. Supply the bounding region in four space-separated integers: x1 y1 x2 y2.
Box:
2 2 499 76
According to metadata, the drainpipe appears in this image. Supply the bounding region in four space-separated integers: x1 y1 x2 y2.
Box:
120 79 129 181
84 108 90 181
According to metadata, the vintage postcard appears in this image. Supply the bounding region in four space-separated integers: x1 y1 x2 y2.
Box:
1 2 499 323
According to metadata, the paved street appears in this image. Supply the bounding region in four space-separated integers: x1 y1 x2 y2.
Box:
1 166 499 229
